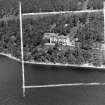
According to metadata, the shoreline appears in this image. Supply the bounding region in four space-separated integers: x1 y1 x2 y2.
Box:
0 52 105 69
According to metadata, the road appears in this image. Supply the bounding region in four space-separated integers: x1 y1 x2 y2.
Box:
0 55 105 105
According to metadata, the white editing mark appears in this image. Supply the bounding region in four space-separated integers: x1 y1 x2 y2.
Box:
22 9 103 16
104 2 105 41
24 82 105 88
19 1 25 97
19 1 105 96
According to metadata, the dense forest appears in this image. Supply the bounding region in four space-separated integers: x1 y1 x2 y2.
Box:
0 0 105 66
0 11 104 66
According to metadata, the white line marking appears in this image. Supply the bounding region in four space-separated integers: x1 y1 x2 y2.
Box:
0 52 105 69
24 61 105 69
19 1 25 97
104 2 105 41
22 9 103 16
25 82 105 88
0 52 20 61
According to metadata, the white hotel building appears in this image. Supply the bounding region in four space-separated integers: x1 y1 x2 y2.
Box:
43 33 75 46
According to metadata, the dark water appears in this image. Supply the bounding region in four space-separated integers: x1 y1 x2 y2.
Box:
0 55 105 105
